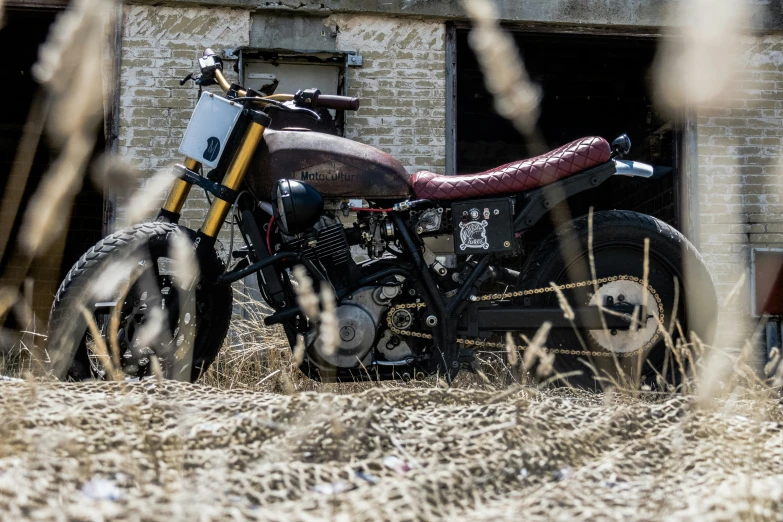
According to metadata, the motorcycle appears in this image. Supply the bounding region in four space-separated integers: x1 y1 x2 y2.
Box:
44 49 717 388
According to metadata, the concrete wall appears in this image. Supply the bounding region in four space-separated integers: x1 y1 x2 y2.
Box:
127 0 783 32
697 35 783 311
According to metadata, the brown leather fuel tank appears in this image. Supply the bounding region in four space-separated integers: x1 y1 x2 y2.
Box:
245 129 412 200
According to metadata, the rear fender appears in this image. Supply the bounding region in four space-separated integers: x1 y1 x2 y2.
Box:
613 159 654 178
513 161 615 232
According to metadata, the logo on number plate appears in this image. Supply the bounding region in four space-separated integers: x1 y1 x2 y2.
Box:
459 220 489 251
203 137 221 162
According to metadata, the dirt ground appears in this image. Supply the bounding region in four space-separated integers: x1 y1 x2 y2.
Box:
0 377 781 521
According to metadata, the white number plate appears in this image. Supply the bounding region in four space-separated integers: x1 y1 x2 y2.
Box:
179 93 243 169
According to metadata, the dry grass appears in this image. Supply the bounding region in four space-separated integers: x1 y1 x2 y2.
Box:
0 346 781 520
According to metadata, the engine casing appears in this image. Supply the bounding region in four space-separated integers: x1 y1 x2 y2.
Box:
306 286 388 367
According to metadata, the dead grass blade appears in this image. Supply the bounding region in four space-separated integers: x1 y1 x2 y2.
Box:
20 0 117 258
121 167 177 227
292 265 320 321
318 285 338 357
80 305 121 382
505 332 518 367
463 0 541 139
521 321 553 378
108 263 146 373
0 97 51 264
653 0 749 114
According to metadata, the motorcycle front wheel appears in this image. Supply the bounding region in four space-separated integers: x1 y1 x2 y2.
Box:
44 222 233 382
517 210 716 390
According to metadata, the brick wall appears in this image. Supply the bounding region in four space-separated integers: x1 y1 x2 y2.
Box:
119 4 249 232
697 35 783 313
329 14 447 174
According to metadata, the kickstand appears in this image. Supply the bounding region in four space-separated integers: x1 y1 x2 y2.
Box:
459 349 480 373
462 354 490 385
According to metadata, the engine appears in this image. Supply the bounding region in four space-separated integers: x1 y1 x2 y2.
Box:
304 218 363 291
306 285 402 367
271 179 419 370
300 215 413 368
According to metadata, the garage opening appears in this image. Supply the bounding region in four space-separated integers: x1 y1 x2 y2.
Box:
0 6 105 325
455 30 680 242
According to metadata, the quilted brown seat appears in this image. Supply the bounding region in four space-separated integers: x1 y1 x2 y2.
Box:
410 136 611 201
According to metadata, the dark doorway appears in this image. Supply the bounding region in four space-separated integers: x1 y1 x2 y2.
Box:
0 6 105 324
455 30 680 232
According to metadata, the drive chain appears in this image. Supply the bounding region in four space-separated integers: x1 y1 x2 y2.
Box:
386 275 665 358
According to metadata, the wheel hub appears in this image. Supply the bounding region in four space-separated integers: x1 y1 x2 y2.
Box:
587 280 658 354
89 273 198 379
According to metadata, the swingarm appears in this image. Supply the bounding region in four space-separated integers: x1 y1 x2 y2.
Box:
457 302 651 338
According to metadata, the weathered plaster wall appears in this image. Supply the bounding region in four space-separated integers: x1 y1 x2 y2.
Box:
330 14 447 173
697 35 783 312
118 4 249 230
127 0 783 32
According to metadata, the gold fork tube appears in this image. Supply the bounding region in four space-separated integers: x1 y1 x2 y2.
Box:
162 157 200 215
200 122 266 237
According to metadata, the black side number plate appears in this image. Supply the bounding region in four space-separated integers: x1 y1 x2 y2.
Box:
452 197 515 254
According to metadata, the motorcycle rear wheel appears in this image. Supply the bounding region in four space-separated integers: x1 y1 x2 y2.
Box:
517 210 716 390
44 222 233 382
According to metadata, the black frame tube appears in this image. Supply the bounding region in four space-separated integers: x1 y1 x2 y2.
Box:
512 161 615 233
389 212 453 354
240 208 287 307
217 251 298 284
448 256 492 318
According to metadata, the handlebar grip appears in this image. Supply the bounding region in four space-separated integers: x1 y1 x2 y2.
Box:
315 94 360 111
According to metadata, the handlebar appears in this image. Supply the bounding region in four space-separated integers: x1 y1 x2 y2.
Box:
213 69 359 111
313 94 361 111
214 69 247 97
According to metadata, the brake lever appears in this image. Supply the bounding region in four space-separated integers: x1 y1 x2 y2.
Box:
280 101 322 122
180 72 215 88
